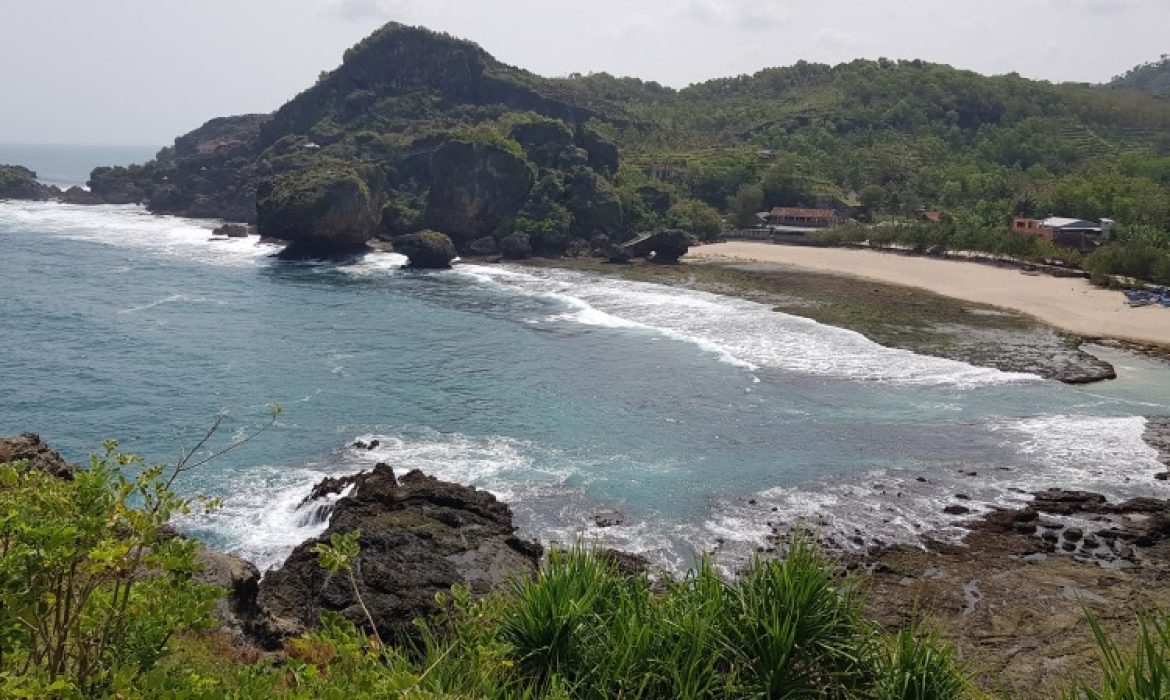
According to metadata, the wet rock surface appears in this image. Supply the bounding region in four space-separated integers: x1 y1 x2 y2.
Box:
253 464 542 647
853 490 1170 698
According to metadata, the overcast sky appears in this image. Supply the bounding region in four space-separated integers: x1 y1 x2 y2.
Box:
1 0 1166 145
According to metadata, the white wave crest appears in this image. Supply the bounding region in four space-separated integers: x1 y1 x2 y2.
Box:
0 200 279 267
461 264 1037 387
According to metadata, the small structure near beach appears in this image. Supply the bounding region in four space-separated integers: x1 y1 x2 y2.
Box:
1011 216 1114 252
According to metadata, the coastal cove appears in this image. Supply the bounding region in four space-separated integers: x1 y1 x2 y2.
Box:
4 196 1170 579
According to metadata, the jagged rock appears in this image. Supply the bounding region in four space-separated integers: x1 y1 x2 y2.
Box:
253 465 542 647
0 432 75 479
466 235 499 256
213 223 254 238
424 140 535 245
194 548 261 636
393 230 457 268
257 162 380 259
59 186 103 205
499 232 533 260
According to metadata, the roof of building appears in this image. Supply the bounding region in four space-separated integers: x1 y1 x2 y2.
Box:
1041 217 1099 230
767 207 839 219
922 211 944 222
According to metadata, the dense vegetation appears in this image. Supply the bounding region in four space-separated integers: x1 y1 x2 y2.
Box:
86 23 1170 278
1107 56 1170 98
3 443 1170 698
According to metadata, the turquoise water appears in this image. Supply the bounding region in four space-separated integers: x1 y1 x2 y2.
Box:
3 149 1170 572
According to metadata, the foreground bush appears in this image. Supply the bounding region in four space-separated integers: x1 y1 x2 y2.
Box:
0 441 222 697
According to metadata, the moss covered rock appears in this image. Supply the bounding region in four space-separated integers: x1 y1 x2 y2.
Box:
393 230 457 268
257 162 379 259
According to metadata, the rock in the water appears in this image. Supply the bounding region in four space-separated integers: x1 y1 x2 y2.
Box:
254 464 542 647
213 223 254 238
0 164 60 201
393 230 458 268
59 186 103 205
257 162 380 259
0 432 75 479
499 232 533 260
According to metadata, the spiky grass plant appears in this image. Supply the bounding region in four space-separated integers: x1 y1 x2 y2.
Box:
1067 609 1170 700
875 625 970 700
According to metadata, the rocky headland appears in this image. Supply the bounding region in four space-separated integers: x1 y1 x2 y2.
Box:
6 423 1170 698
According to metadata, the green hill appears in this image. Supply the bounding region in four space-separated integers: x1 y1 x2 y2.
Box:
87 25 1170 259
1107 55 1170 98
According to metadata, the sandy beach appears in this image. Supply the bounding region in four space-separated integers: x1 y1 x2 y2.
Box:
690 242 1170 346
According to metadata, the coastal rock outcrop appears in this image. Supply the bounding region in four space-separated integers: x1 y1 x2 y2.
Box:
256 162 380 259
498 232 533 260
423 140 535 246
253 464 542 646
0 165 60 201
393 230 458 268
0 432 75 479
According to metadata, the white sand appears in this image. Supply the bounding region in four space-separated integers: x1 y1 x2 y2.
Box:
689 242 1170 346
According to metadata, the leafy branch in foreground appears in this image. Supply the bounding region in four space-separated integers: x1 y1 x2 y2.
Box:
0 407 280 698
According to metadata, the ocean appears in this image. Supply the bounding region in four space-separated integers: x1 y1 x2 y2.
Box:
3 146 1170 573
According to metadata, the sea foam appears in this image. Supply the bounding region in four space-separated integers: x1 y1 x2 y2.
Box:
460 264 1038 388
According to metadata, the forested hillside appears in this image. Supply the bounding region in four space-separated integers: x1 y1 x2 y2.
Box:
78 24 1170 276
1108 55 1170 98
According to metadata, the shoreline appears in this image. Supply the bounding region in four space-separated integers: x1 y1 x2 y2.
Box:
690 241 1170 349
514 255 1122 384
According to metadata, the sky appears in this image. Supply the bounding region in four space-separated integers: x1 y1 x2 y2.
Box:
0 0 1166 145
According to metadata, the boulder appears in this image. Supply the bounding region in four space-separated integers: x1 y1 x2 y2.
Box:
257 162 380 259
499 232 533 260
0 432 75 479
602 243 633 264
213 223 254 238
253 465 542 647
466 235 499 256
630 229 690 263
393 230 458 268
424 140 535 245
194 548 261 636
59 186 103 205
